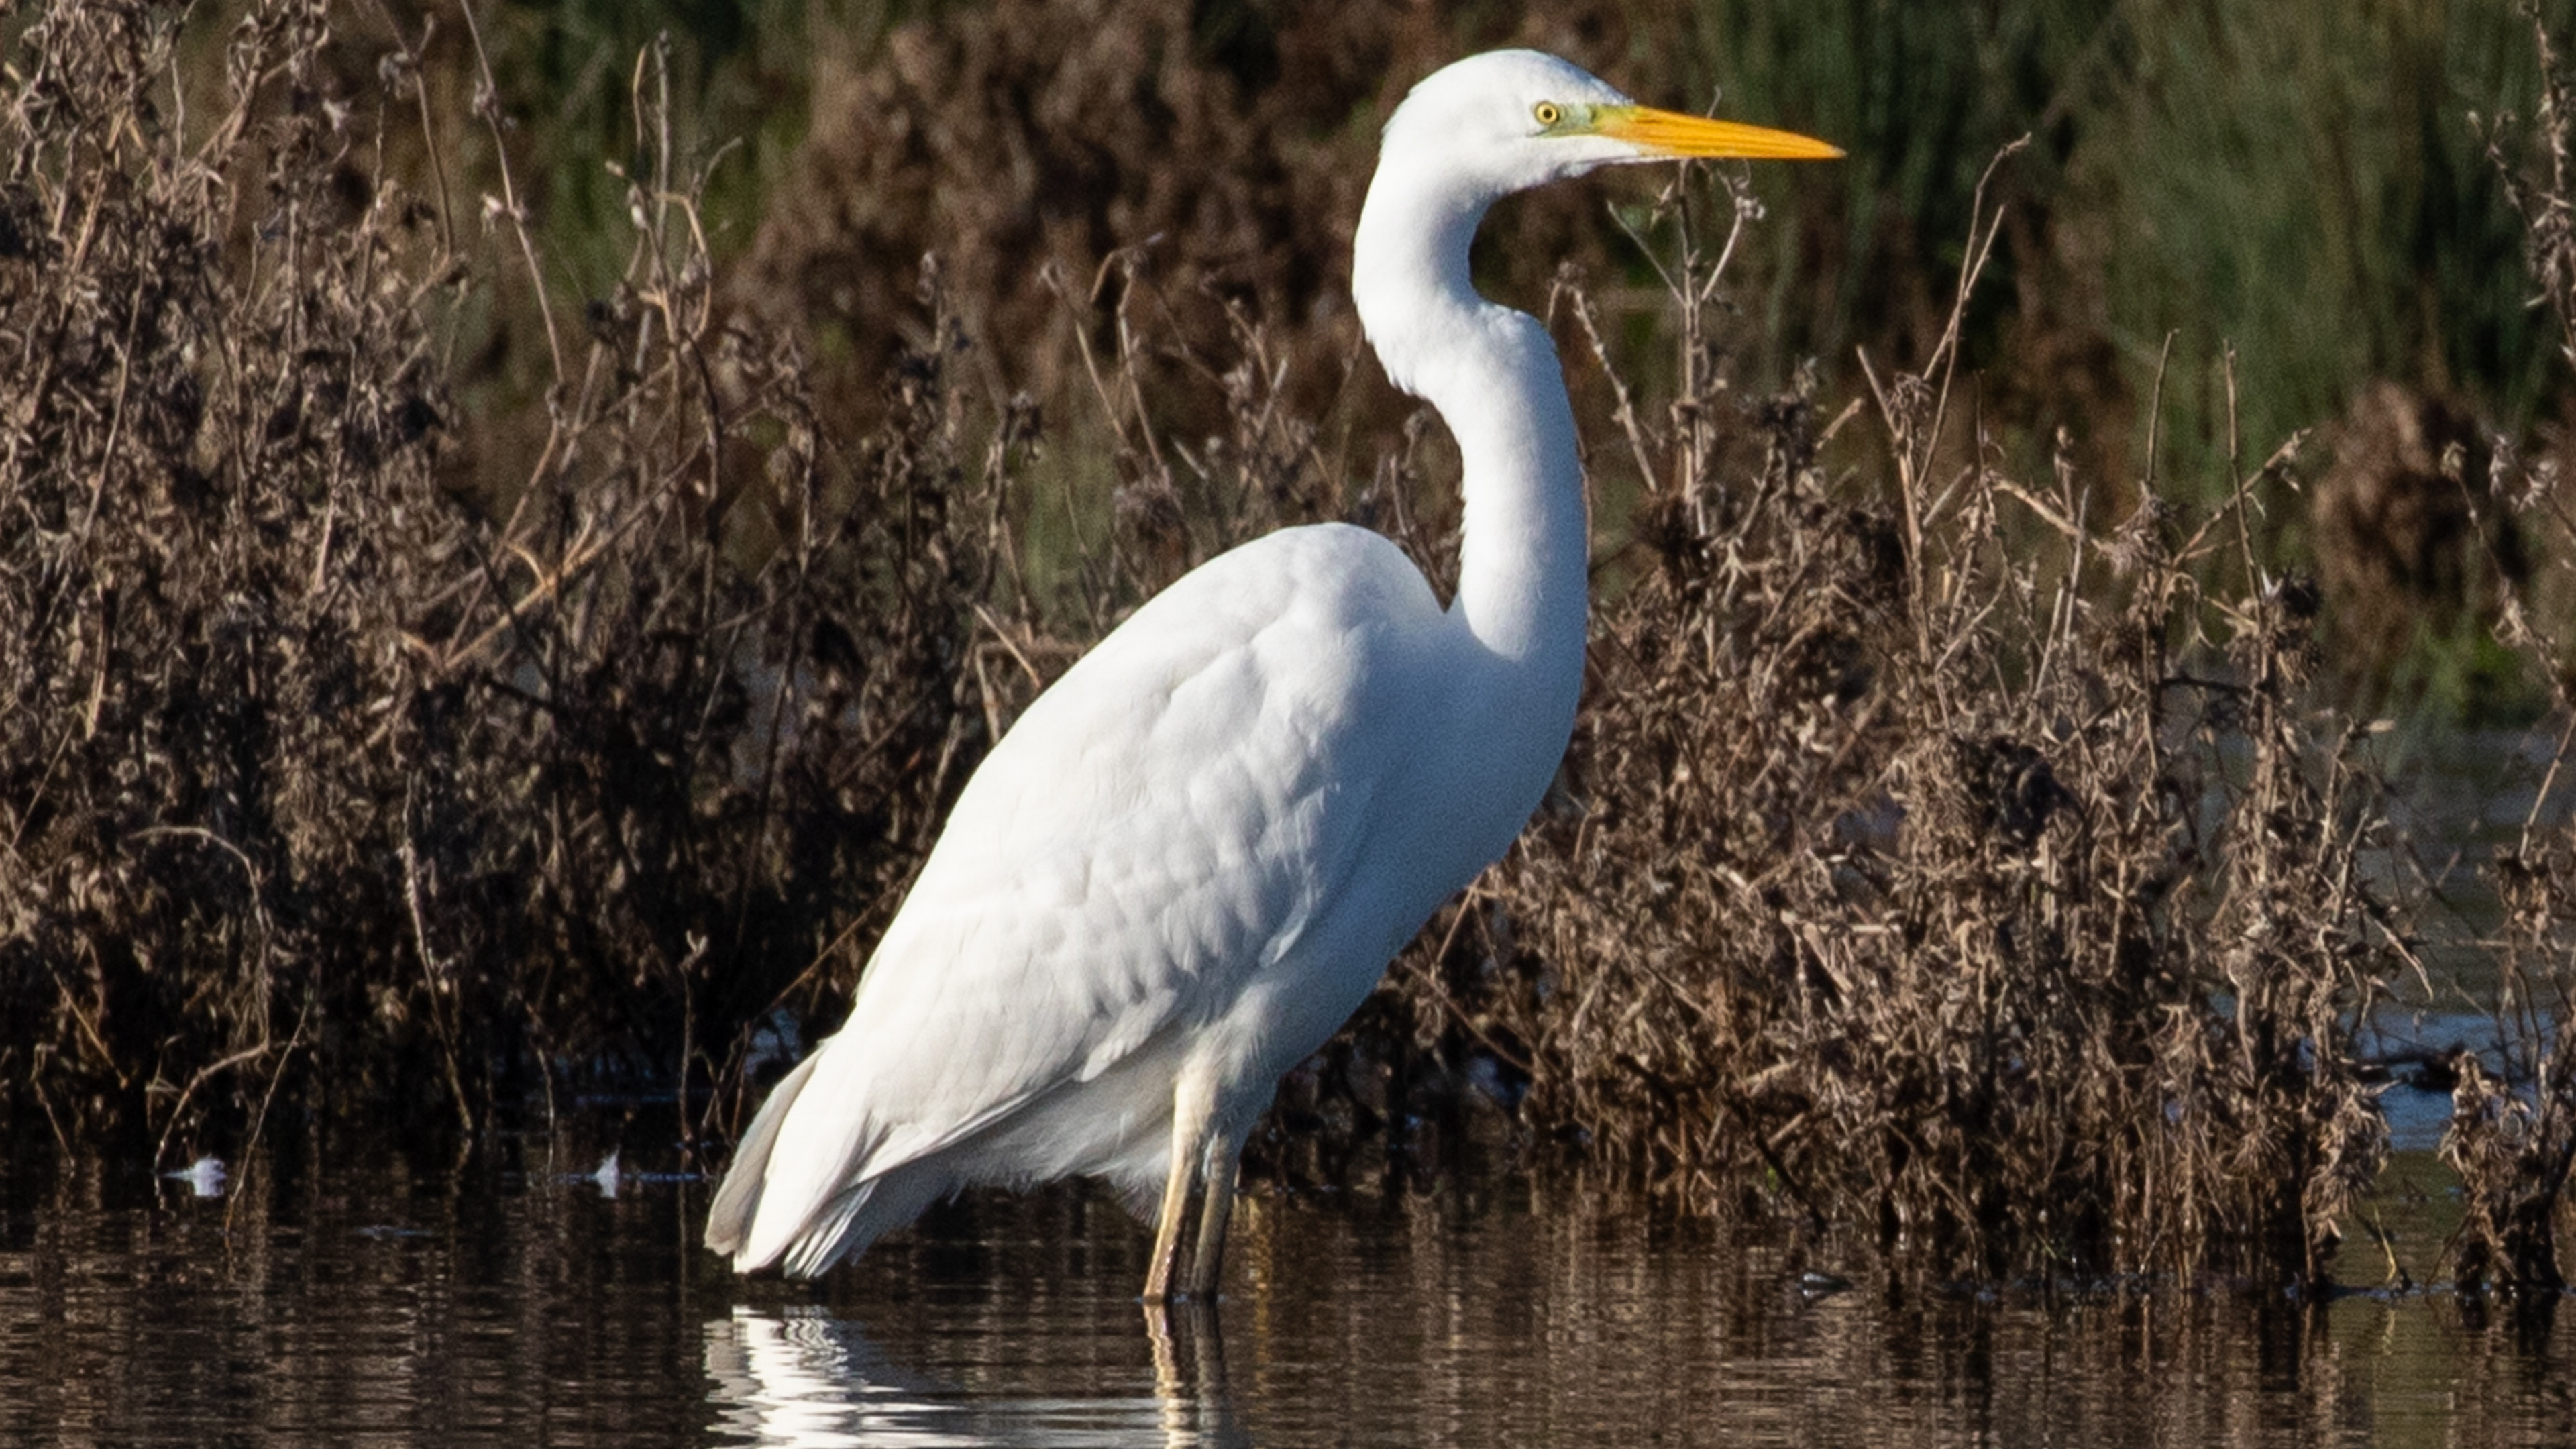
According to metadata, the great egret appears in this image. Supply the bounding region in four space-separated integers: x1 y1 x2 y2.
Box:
704 49 1840 1301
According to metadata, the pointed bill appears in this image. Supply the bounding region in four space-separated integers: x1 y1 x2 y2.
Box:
1598 105 1843 161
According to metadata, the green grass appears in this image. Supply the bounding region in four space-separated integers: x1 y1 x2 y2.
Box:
1682 1 2571 489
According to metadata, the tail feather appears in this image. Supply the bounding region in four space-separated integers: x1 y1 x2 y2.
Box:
708 1048 960 1277
777 1165 951 1278
704 1051 824 1261
777 1179 875 1278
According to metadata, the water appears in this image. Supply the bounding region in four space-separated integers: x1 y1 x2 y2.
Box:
3 1132 2571 1448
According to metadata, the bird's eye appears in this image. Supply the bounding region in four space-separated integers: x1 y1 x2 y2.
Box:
1532 101 1562 128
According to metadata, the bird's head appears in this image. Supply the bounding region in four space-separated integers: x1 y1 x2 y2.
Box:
1380 50 1841 198
1356 50 1840 398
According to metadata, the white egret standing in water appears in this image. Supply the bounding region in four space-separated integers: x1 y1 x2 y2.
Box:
704 50 1841 1301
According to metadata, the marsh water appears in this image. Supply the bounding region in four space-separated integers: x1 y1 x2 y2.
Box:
3 1116 2571 1449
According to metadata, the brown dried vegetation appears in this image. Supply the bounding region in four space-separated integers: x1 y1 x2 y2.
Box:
0 1 1028 1151
1402 166 2400 1287
2433 8 2576 1293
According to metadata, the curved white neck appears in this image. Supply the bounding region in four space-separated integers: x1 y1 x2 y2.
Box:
1352 168 1589 682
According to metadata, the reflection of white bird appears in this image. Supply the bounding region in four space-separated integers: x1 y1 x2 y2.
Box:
704 1309 1230 1448
705 50 1839 1301
703 1310 955 1448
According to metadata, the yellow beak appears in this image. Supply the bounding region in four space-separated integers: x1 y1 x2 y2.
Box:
1597 105 1844 162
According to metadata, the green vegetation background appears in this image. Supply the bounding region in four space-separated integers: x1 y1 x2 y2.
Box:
500 0 2564 490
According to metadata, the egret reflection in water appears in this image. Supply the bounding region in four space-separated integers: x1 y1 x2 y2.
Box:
703 1307 1244 1448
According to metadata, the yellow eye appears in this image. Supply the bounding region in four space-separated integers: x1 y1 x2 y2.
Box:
1532 101 1562 128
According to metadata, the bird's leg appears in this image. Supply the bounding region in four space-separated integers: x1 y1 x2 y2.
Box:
1184 1130 1242 1297
1142 1139 1196 1301
1144 1083 1217 1301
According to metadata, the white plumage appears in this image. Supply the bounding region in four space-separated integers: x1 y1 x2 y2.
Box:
705 49 1839 1299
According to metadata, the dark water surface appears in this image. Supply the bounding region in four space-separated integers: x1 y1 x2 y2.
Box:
3 1134 2571 1447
